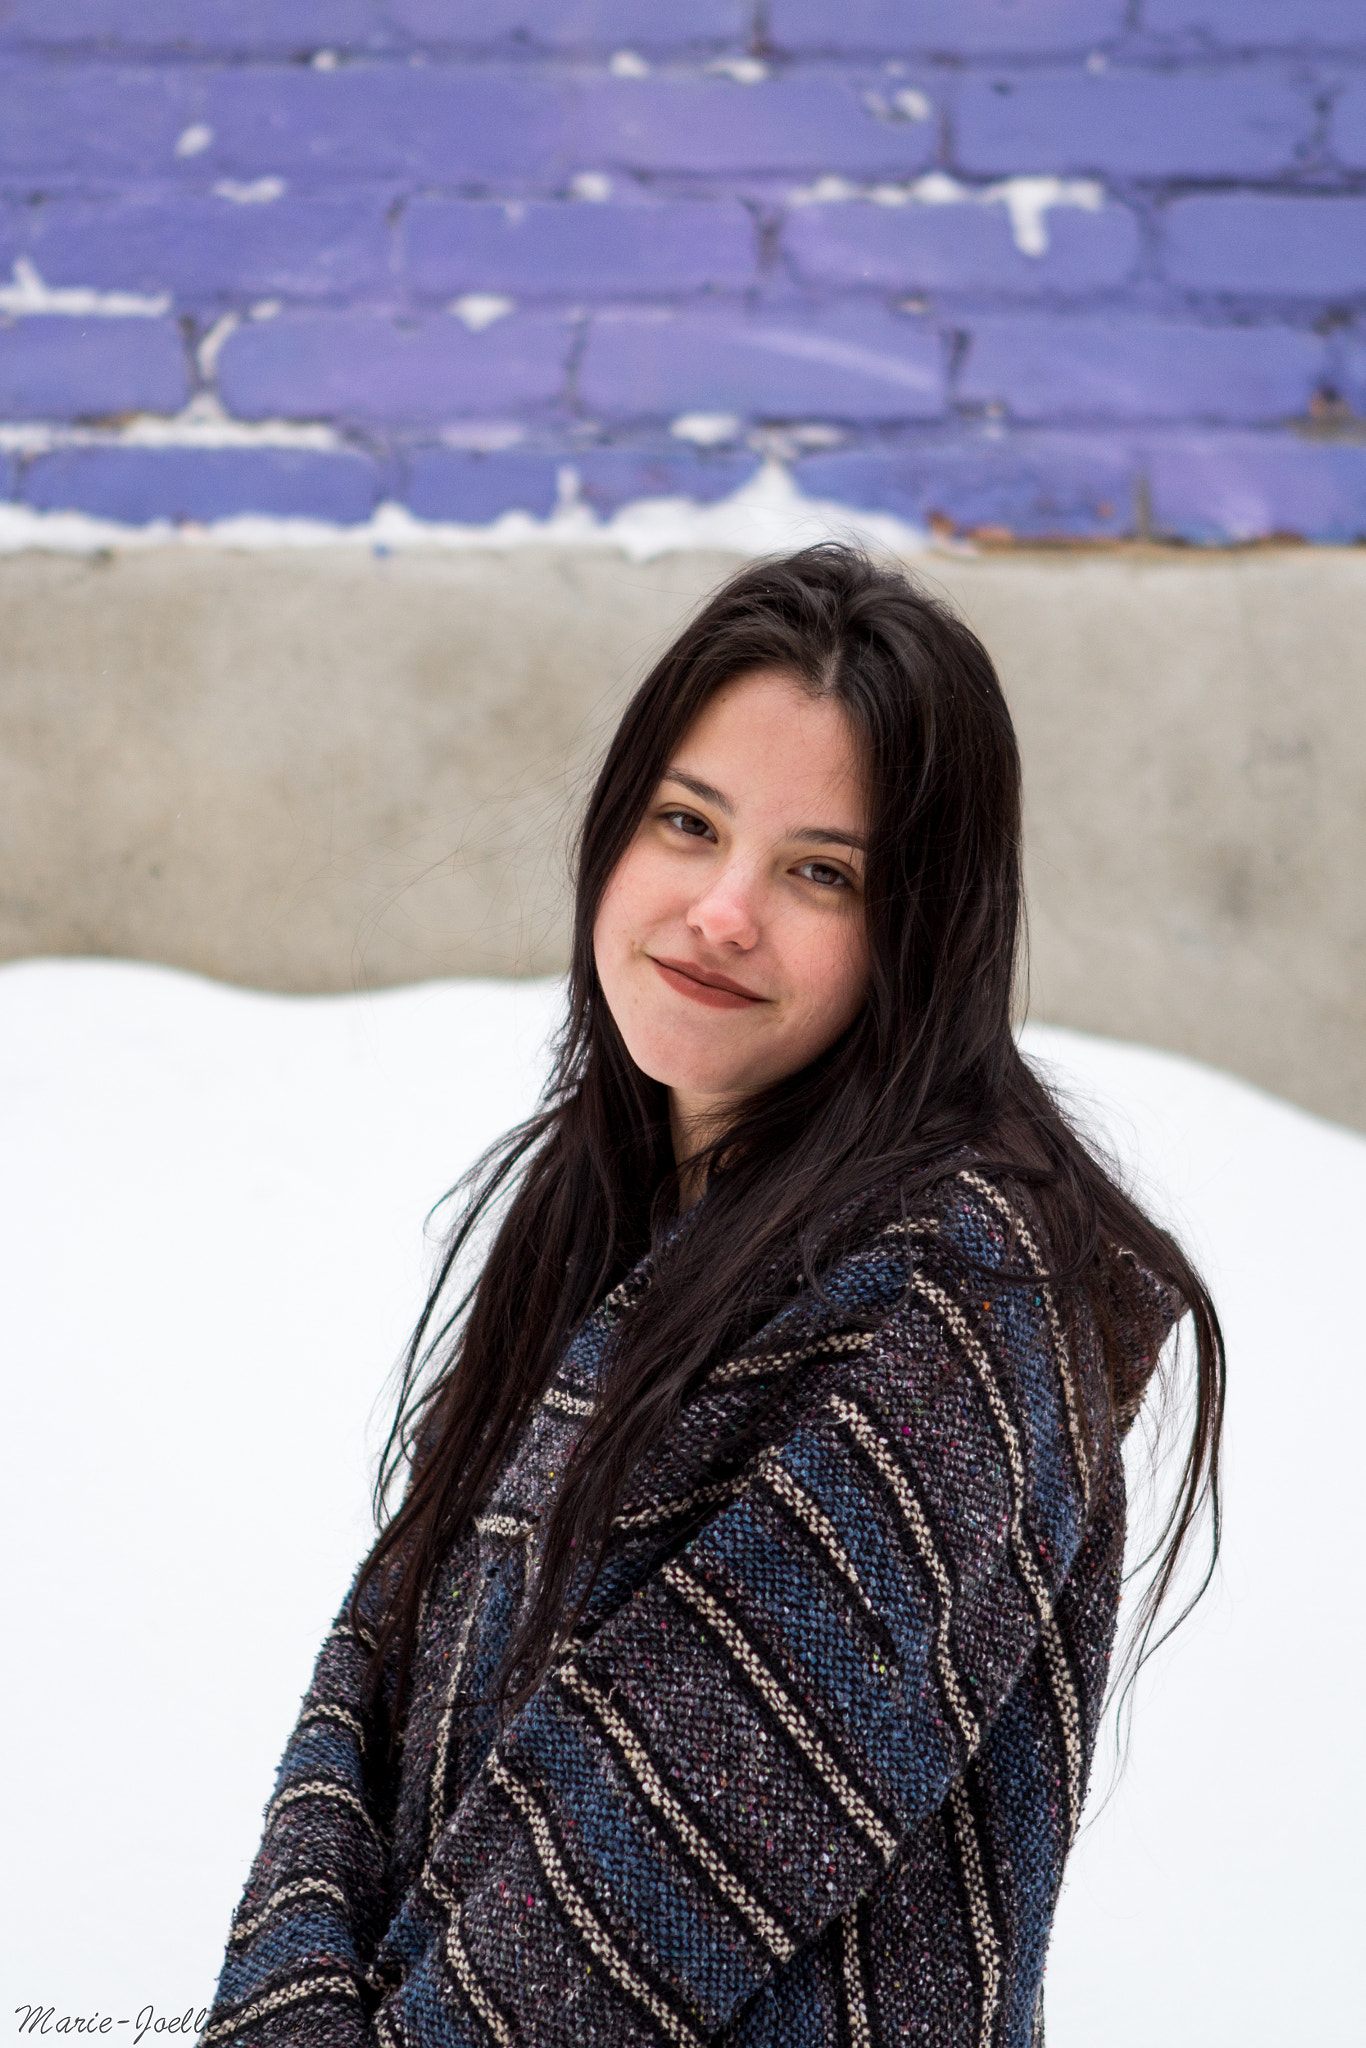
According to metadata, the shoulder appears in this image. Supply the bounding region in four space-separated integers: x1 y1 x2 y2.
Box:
775 1162 1076 1417
819 1161 1166 1470
876 1159 1184 1453
816 1158 1060 1291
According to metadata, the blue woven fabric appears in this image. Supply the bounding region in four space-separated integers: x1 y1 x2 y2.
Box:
206 1167 1173 2046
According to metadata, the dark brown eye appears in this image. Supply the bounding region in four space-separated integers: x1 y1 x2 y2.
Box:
796 860 849 889
665 809 712 839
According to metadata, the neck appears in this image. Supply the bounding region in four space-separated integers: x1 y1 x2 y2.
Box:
668 1089 737 1209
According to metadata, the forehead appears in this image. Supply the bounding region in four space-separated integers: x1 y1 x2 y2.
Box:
670 671 867 822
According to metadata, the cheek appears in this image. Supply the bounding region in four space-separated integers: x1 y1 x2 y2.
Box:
788 914 869 1035
592 870 630 996
598 839 663 937
592 844 664 996
594 847 643 959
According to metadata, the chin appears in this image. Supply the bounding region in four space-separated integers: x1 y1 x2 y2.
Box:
635 1040 781 1104
631 1049 750 1098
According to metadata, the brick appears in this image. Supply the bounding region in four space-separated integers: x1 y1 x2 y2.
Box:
769 1 1123 55
579 304 944 421
0 59 199 174
784 195 1138 292
404 197 756 297
0 317 189 419
1332 80 1366 167
1165 194 1366 296
574 443 760 511
571 72 939 177
385 1 750 46
0 61 573 183
0 2 388 52
0 208 23 274
794 431 1136 536
216 309 572 423
14 193 391 304
955 68 1311 177
403 447 562 521
0 61 935 187
1143 2 1364 46
22 444 379 522
201 63 572 182
1145 431 1366 541
958 316 1323 422
1335 334 1366 415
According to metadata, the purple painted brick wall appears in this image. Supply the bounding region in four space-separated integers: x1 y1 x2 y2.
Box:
0 5 390 54
404 447 563 523
384 3 751 48
1146 433 1366 543
959 318 1324 422
770 4 1127 56
218 310 573 424
1141 2 1364 45
579 305 944 420
403 198 756 295
23 444 379 522
12 194 392 300
955 70 1312 178
575 444 761 513
795 433 1137 538
785 197 1140 292
0 1 1360 540
1165 196 1366 295
1331 80 1366 166
0 319 188 418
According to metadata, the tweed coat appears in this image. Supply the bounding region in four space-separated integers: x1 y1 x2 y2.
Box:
205 1164 1174 2048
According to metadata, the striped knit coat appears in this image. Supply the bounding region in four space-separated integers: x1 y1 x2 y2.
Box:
206 1166 1175 2048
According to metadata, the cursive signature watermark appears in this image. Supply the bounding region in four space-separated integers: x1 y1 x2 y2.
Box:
14 2011 208 2043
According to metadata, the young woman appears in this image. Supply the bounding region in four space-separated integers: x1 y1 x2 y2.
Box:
205 546 1222 2048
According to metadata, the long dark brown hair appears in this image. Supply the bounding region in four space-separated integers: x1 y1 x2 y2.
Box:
354 544 1223 1729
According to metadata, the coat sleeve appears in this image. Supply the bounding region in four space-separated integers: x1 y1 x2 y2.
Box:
371 1228 1104 2048
202 1575 395 2048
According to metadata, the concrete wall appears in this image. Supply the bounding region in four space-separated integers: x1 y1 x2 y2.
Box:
0 3 1364 542
2 540 1362 1130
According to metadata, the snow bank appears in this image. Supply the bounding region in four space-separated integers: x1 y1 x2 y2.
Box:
1 959 1361 2038
0 460 931 564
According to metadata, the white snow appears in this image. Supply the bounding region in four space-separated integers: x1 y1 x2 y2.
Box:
438 418 528 451
0 256 170 320
211 178 287 207
117 395 342 452
448 293 516 333
670 411 743 446
0 458 935 561
788 172 1106 257
195 315 239 380
0 958 1362 2036
0 394 344 455
862 88 933 124
707 57 769 85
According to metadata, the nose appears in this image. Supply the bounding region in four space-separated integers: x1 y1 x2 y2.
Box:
687 858 761 952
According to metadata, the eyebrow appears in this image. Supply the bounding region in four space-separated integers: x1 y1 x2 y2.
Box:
659 768 868 854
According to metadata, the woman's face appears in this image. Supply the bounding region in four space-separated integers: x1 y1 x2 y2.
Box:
593 669 871 1147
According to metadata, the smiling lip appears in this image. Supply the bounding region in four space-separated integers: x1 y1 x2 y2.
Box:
649 956 768 1010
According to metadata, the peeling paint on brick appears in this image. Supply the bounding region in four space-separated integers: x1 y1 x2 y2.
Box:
788 172 1108 255
0 257 169 318
0 6 1360 542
